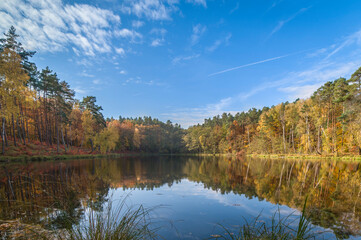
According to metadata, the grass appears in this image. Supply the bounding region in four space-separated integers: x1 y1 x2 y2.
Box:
0 199 158 240
64 198 157 240
211 198 317 240
0 196 327 240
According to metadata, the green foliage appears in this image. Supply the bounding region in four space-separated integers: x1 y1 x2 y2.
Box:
65 200 157 240
185 69 361 156
2 26 361 157
212 198 314 240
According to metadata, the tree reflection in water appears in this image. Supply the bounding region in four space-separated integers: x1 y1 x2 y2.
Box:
0 156 360 239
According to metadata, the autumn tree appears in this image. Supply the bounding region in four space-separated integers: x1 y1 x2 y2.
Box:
0 48 29 152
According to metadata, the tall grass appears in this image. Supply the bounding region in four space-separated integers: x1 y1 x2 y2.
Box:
212 198 316 240
0 198 157 240
63 199 157 240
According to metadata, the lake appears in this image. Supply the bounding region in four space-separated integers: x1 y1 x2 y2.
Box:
1 156 361 239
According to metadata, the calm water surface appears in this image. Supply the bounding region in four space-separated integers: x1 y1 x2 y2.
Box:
1 156 361 239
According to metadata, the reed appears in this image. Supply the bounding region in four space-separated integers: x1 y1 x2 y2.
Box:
212 198 316 240
63 199 157 240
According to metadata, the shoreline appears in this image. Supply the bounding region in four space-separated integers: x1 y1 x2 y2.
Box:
247 153 361 161
0 152 169 164
2 152 361 164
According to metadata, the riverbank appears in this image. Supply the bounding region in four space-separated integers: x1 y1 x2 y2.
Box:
247 153 361 161
0 153 123 163
0 141 168 163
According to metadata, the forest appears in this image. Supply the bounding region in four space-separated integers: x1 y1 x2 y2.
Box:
1 26 361 157
185 71 361 155
0 27 185 155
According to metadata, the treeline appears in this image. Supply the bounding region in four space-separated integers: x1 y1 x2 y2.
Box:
108 116 185 153
0 27 185 155
185 70 361 156
3 26 361 157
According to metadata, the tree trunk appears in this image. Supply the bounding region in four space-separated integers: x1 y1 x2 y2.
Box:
12 114 16 147
19 103 26 144
317 126 321 154
61 127 67 152
1 117 5 155
247 128 250 145
19 118 26 145
65 127 69 148
69 126 72 147
306 115 311 153
56 118 59 153
36 111 42 142
291 128 295 153
40 113 45 143
282 123 286 153
25 105 29 141
90 138 94 153
4 122 8 147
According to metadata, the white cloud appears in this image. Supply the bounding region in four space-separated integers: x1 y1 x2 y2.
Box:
115 47 126 56
325 29 361 59
122 76 163 86
132 20 144 28
151 38 164 47
93 79 101 84
275 59 361 100
119 70 127 74
208 51 302 77
230 2 239 14
285 61 360 86
79 71 95 77
167 27 361 127
74 86 88 95
162 97 238 128
76 58 93 66
234 60 361 102
172 54 200 64
114 29 142 41
121 0 207 21
278 84 321 100
186 0 207 8
191 24 206 46
150 28 167 47
267 7 309 40
306 48 328 58
121 0 177 20
165 60 361 127
0 0 122 56
206 33 232 52
150 28 167 35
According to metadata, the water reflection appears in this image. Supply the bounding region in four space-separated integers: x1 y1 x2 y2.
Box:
0 156 360 239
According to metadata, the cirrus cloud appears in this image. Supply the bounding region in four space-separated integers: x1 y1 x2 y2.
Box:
0 0 124 56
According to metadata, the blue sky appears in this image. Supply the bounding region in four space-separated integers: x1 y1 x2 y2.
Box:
1 0 361 127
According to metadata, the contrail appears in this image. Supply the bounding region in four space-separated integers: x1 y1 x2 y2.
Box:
208 50 309 77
